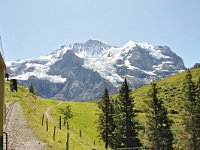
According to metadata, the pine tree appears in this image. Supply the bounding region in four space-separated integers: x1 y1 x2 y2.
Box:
194 77 200 148
114 79 142 149
98 88 115 149
183 70 200 149
183 70 196 107
197 77 200 98
146 82 173 150
29 83 35 95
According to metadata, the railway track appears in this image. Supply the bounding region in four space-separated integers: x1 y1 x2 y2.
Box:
3 101 16 150
3 101 47 150
4 101 16 130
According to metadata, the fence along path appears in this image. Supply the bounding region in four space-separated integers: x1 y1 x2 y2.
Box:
44 101 95 149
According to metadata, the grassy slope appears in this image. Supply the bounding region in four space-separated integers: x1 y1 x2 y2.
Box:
131 68 200 149
5 81 105 150
50 102 106 150
133 68 200 112
4 68 200 149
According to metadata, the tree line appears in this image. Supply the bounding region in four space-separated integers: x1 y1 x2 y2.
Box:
98 69 200 150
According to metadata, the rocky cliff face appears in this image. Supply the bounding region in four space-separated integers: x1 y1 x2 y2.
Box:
6 39 185 101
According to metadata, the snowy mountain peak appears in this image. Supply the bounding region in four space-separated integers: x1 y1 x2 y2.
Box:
123 40 137 48
7 39 186 101
138 42 155 50
85 39 110 46
71 39 112 57
84 39 112 50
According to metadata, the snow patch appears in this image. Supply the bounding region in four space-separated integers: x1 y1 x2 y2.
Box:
7 46 69 83
123 40 137 48
125 59 134 69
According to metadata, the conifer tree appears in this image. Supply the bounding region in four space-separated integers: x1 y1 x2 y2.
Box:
194 76 200 148
183 70 200 149
146 82 173 150
197 77 200 97
29 83 35 95
98 88 115 149
114 79 142 149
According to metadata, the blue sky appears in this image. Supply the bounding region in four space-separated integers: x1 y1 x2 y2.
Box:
0 0 199 67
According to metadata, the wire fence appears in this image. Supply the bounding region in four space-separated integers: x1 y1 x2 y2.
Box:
42 107 99 150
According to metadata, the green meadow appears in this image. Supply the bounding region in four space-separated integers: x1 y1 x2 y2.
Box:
4 67 200 149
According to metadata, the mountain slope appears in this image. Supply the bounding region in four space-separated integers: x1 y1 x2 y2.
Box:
131 68 200 112
113 68 200 148
7 39 185 101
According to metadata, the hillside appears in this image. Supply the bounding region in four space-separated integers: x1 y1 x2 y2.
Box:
131 67 200 149
4 82 105 150
132 67 200 112
4 68 200 149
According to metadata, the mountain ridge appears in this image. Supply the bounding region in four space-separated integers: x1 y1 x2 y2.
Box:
6 39 185 101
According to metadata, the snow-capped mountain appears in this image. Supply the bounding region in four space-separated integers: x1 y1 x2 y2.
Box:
7 39 185 101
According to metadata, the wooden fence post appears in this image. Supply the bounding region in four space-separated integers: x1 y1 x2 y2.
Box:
59 116 62 130
42 114 44 126
66 122 69 150
46 118 48 131
80 129 82 137
66 132 69 150
53 126 56 141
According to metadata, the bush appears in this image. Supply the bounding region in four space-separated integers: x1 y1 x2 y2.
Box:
59 105 73 121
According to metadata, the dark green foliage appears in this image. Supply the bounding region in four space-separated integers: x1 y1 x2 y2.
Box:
183 70 200 149
60 105 73 121
98 88 115 149
146 83 173 150
183 70 196 105
97 69 200 149
113 79 142 149
194 77 200 149
108 68 200 149
29 83 35 95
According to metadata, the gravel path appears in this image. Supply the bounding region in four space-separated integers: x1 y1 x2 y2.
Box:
4 102 47 150
44 101 64 124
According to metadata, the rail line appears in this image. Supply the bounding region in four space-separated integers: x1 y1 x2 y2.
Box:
5 101 16 129
3 101 17 150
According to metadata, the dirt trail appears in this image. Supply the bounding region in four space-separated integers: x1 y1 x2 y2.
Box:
4 102 47 150
44 101 90 149
44 101 64 124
